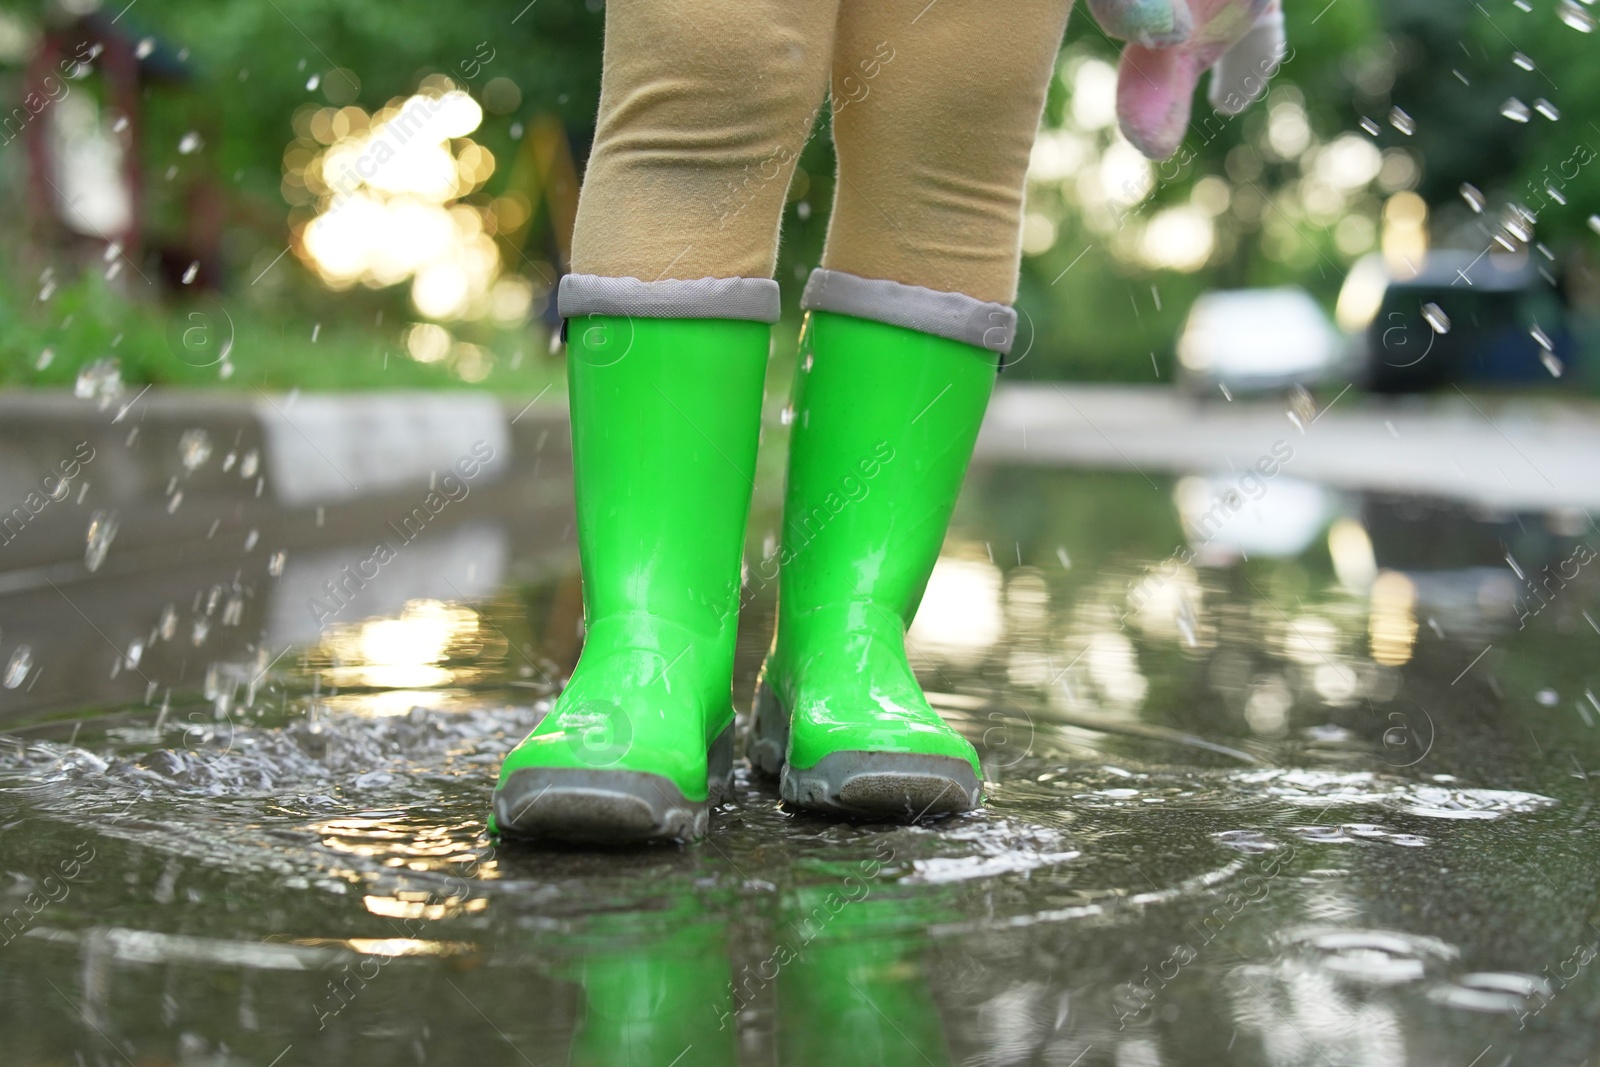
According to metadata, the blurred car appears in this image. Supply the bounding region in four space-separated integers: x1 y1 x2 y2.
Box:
1335 251 1577 393
1175 286 1349 396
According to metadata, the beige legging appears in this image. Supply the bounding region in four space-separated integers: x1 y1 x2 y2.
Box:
569 0 1074 307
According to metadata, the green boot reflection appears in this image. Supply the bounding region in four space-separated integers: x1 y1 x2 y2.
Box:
567 913 735 1067
774 886 953 1067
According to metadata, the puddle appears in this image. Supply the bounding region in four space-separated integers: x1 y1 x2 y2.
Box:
1 422 1597 1065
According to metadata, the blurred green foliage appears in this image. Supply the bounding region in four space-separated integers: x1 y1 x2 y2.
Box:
0 0 1597 389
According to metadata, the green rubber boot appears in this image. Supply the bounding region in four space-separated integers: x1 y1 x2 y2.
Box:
752 273 1005 819
493 302 769 843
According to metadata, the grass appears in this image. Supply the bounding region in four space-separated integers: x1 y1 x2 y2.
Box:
0 271 565 395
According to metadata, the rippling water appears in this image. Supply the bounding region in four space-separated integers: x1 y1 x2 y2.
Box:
1 451 1596 1066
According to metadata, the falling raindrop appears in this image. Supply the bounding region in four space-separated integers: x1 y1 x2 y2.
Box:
167 490 184 514
1588 215 1600 236
35 347 54 370
1388 107 1416 135
125 640 144 669
178 131 203 154
218 361 235 380
779 404 796 426
510 121 524 140
244 529 259 552
1500 98 1532 123
182 261 200 284
158 604 178 641
1359 117 1381 137
85 510 119 571
801 353 814 373
1219 383 1233 401
1547 185 1568 206
1460 184 1486 213
135 38 156 59
1288 384 1317 427
179 428 213 472
240 449 260 478
268 551 287 577
1534 99 1561 121
1558 0 1595 32
111 114 129 134
1421 303 1451 335
1512 52 1536 71
1540 351 1565 378
3 646 32 689
74 358 124 408
311 323 321 343
306 73 321 91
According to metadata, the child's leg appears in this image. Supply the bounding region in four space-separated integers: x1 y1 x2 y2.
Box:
493 0 838 844
753 0 1072 817
569 0 839 282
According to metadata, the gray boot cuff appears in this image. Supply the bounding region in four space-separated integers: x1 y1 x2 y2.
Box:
800 269 1017 355
557 274 781 323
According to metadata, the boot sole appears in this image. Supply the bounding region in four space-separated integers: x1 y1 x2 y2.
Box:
753 680 980 818
493 723 734 845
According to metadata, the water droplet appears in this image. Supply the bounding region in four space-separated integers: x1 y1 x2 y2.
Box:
85 509 119 571
306 73 321 91
135 37 155 59
178 131 202 155
1512 52 1536 71
179 428 213 472
1559 0 1595 32
74 358 124 408
1421 303 1450 334
3 646 33 689
1288 384 1317 426
182 261 200 284
1388 107 1416 135
268 550 287 577
1534 98 1561 121
1501 98 1532 123
35 347 54 370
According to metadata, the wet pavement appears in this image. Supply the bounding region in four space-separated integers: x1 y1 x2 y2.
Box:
0 385 1597 1066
